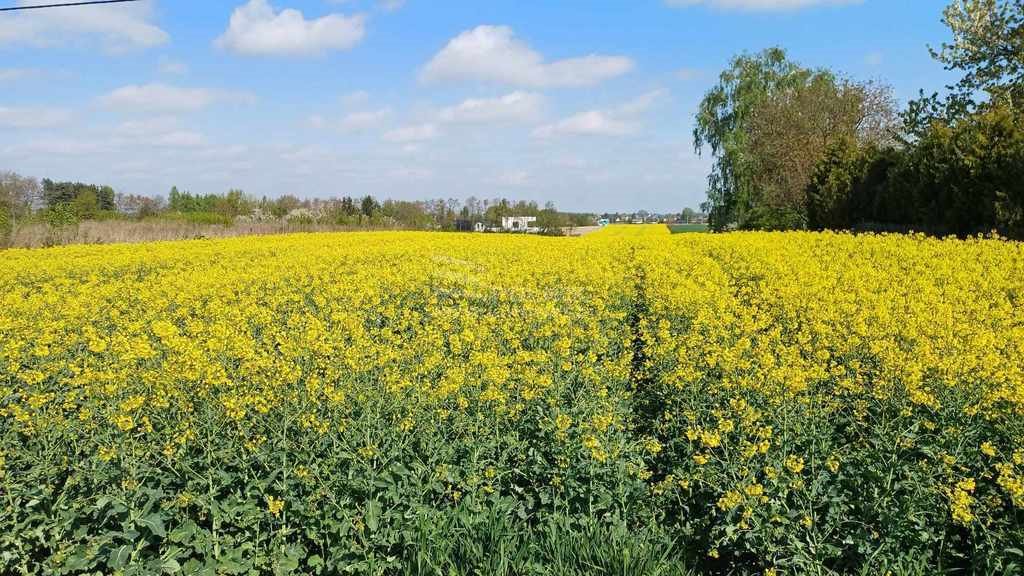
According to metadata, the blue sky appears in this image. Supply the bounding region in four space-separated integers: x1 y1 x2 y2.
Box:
1 0 954 212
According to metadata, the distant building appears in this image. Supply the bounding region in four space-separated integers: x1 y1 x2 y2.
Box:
474 222 487 233
501 216 538 232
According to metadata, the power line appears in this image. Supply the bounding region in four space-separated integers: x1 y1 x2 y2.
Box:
0 0 140 12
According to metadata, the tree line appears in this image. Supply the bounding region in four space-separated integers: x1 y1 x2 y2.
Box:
0 175 598 245
697 0 1024 239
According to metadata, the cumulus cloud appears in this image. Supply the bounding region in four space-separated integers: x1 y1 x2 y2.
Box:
383 123 438 143
533 90 667 138
665 0 860 10
0 0 167 51
438 92 544 124
0 106 73 128
99 83 255 113
421 25 633 87
217 0 366 56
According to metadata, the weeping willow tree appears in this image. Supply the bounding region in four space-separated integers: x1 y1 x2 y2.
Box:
693 48 810 231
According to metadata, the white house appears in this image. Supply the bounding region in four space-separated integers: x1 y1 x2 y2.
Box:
501 216 537 232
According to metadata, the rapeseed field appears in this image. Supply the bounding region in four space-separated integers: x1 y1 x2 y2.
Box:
1 226 1021 575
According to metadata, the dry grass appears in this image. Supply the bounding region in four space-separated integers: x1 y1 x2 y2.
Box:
4 220 406 249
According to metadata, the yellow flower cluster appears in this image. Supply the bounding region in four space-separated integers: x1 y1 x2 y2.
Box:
635 230 1024 538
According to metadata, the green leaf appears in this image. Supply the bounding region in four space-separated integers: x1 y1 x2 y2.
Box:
108 544 132 569
168 520 197 544
365 500 380 534
139 514 167 538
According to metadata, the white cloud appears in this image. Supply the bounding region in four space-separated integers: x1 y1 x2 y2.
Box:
0 0 168 51
0 106 73 128
615 89 668 116
389 167 434 181
99 83 255 113
533 90 667 138
340 108 393 131
151 131 206 148
438 92 544 124
383 123 437 143
115 116 181 137
217 0 366 56
421 25 633 87
533 111 636 138
309 107 392 131
159 59 189 75
112 116 205 148
665 0 859 10
494 170 530 187
3 137 108 157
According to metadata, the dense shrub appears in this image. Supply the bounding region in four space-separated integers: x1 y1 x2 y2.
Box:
806 103 1024 238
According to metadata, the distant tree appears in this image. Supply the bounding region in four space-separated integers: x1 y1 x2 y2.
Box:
536 201 567 231
680 207 697 223
360 195 380 218
340 197 358 216
465 196 483 219
269 195 303 218
168 186 185 211
0 171 41 243
42 179 76 208
71 188 100 220
216 189 252 219
42 180 116 218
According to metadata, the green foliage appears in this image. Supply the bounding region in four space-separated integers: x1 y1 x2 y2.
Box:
44 203 79 227
808 102 1024 238
168 187 254 220
179 211 234 226
806 138 865 231
932 0 1024 108
694 47 810 231
0 203 10 244
694 48 896 232
668 224 709 234
43 179 116 215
